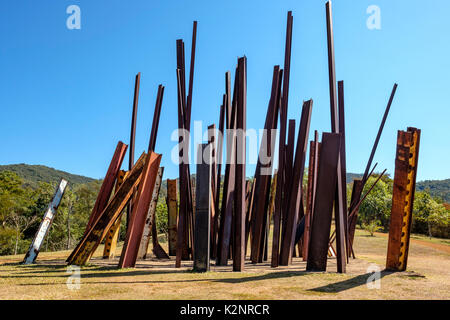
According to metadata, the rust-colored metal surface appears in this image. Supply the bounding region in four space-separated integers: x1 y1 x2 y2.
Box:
137 167 164 259
84 141 128 235
119 152 162 268
167 179 178 256
306 133 341 272
102 170 127 259
386 128 420 271
279 100 312 266
67 153 147 266
272 11 293 268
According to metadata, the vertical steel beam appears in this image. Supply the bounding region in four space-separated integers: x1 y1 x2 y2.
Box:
208 124 218 258
306 133 341 271
193 143 212 272
386 128 420 271
119 152 162 268
167 179 178 256
326 1 347 273
280 100 313 266
217 69 238 266
23 179 68 264
233 56 247 272
272 11 293 268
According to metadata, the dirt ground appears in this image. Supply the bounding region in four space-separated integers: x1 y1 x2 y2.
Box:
0 230 449 300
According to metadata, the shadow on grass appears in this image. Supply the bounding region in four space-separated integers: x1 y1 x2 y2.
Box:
308 270 395 293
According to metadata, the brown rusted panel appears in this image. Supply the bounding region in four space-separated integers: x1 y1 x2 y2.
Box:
306 133 341 272
386 128 420 271
119 152 162 268
167 179 178 256
84 141 128 235
67 153 147 266
280 100 312 266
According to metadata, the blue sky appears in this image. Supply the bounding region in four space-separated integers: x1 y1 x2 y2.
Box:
0 0 448 182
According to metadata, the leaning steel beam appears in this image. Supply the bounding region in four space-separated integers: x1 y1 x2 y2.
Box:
103 170 127 259
193 143 212 272
127 73 141 229
67 153 147 266
348 84 398 251
208 124 218 258
272 11 293 268
306 133 341 272
137 167 164 259
148 85 165 152
83 141 128 234
386 128 420 271
23 179 68 264
233 56 247 272
119 152 162 268
280 100 313 266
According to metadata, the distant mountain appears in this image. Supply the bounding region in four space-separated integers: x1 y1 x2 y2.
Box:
0 164 96 187
416 179 450 203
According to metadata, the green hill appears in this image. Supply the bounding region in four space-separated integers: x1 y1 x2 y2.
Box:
0 164 96 187
416 179 450 203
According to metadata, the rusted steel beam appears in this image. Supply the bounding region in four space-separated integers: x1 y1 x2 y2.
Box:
119 152 162 268
67 153 147 266
208 124 218 258
175 68 191 267
302 134 319 261
103 170 127 259
250 66 281 264
326 1 347 273
23 179 68 264
280 119 296 247
167 179 178 256
245 180 254 256
233 56 247 272
212 100 226 260
127 73 141 228
217 69 238 266
137 167 164 259
280 100 313 266
347 179 363 257
148 85 165 152
193 143 212 272
348 84 398 251
272 11 293 268
306 133 341 272
84 141 128 234
337 80 349 264
186 21 197 129
386 128 420 271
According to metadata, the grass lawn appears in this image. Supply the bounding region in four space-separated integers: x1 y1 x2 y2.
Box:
0 229 449 300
